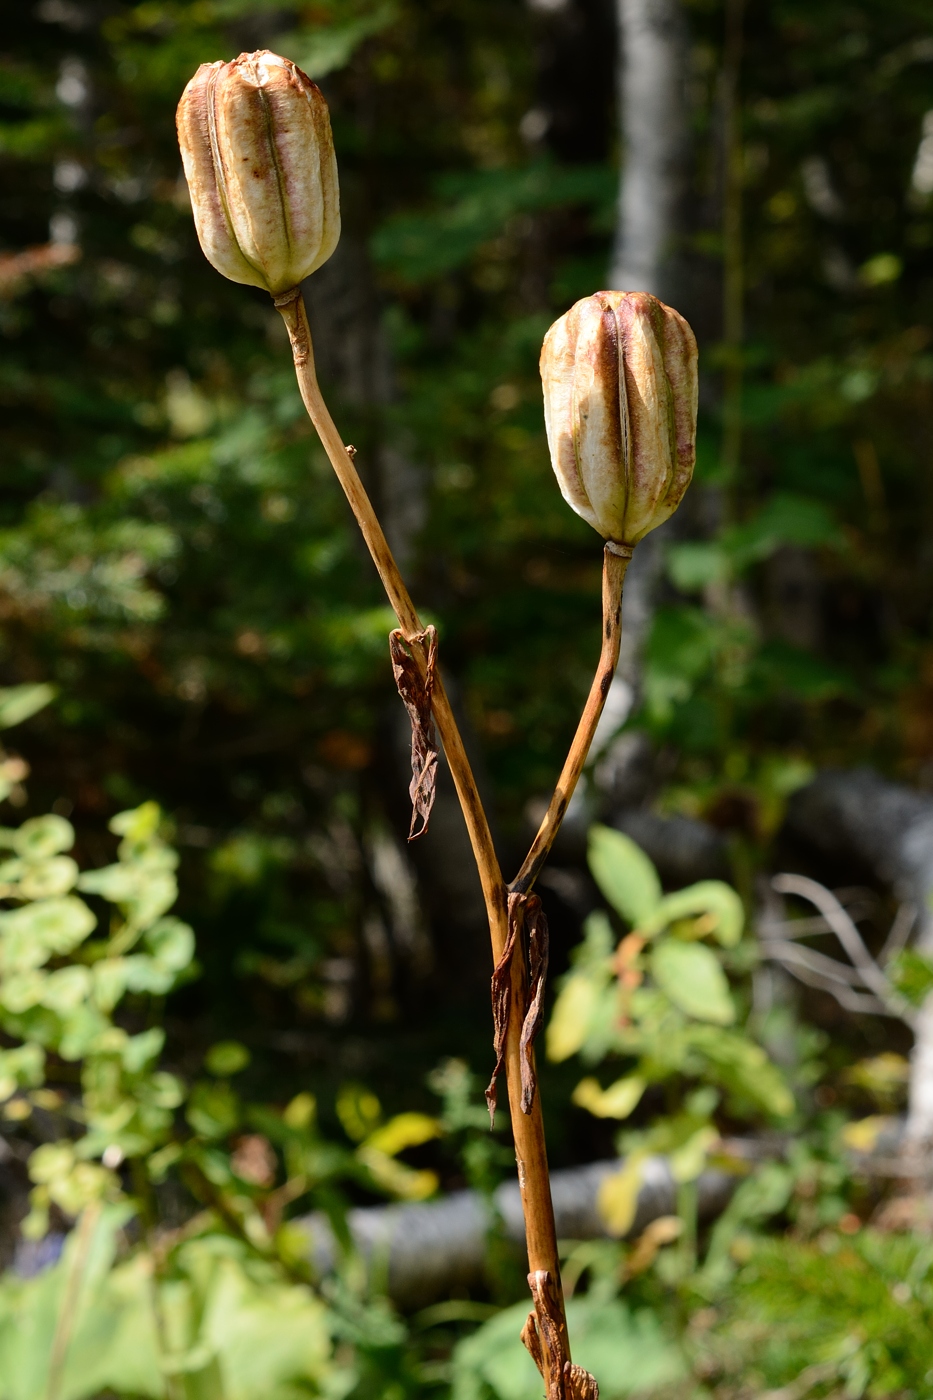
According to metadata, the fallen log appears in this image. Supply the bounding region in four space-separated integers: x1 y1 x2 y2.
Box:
301 1153 740 1309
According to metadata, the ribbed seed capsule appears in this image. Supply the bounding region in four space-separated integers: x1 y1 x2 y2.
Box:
176 50 340 296
540 290 698 547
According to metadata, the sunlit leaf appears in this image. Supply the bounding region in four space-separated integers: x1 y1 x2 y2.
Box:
572 1075 645 1120
588 825 662 926
13 815 74 861
639 881 745 946
0 683 55 731
650 939 735 1025
364 1111 442 1157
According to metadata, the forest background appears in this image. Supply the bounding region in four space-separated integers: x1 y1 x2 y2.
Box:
3 0 933 1396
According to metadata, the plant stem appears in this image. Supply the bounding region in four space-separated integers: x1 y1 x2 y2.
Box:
276 288 569 1356
511 544 630 896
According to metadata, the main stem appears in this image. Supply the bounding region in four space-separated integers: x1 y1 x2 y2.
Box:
276 289 568 1353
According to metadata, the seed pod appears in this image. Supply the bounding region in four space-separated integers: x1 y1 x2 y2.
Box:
540 290 698 547
176 50 340 297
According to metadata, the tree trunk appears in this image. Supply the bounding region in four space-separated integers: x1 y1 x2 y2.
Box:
588 0 689 783
609 0 687 302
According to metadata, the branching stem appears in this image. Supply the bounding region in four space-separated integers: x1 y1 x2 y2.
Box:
277 289 571 1358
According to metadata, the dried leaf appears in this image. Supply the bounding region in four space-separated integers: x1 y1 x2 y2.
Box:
389 626 438 841
565 1361 600 1399
484 896 519 1126
520 894 549 1115
521 1308 545 1375
522 1269 599 1400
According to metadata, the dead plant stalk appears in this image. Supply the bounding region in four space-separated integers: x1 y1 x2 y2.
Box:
276 287 629 1362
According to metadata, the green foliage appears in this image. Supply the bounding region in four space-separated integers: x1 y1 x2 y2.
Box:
451 1295 686 1400
373 163 613 283
549 828 792 1237
0 1206 333 1400
887 948 933 1006
0 783 479 1398
696 1230 933 1400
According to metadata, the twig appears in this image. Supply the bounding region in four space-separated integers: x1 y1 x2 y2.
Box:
767 875 916 1025
772 874 895 1005
761 939 891 1016
276 288 570 1361
761 939 867 987
880 902 916 967
511 542 630 896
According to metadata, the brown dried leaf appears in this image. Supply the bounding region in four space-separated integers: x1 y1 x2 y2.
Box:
389 625 438 841
484 896 520 1126
565 1362 600 1400
521 1309 545 1377
523 1270 599 1400
520 893 549 1115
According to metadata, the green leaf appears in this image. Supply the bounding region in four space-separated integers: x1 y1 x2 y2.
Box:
667 541 731 592
336 1082 382 1142
145 917 194 974
13 815 74 860
588 825 662 926
639 881 745 946
121 1027 165 1074
650 940 735 1025
0 896 96 971
39 964 92 1014
186 1081 239 1140
0 1043 44 1100
17 856 79 900
205 1040 250 1077
888 948 933 1006
0 683 55 730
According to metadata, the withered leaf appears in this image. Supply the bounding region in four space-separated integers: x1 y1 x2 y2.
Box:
389 625 439 841
485 891 552 1124
484 896 520 1126
522 1269 599 1400
519 893 549 1115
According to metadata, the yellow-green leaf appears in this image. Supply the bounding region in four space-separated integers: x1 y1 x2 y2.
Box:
573 1075 646 1120
650 939 735 1025
588 825 662 926
639 881 744 946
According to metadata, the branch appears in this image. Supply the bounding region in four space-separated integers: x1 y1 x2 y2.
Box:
760 939 892 1017
511 544 629 896
768 874 915 1026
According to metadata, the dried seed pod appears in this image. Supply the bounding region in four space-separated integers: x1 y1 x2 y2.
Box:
540 290 698 547
177 50 340 296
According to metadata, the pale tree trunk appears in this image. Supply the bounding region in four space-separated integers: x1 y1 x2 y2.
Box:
609 0 687 301
592 0 688 770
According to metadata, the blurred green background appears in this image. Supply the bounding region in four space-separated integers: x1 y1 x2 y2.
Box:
4 0 931 1105
2 2 933 1394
